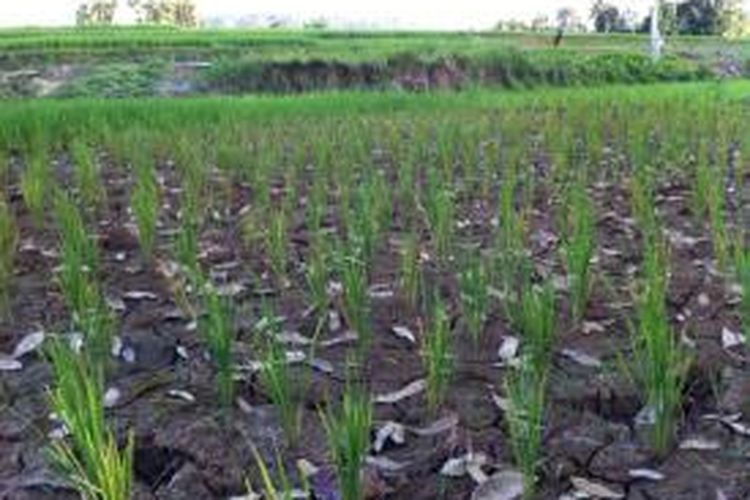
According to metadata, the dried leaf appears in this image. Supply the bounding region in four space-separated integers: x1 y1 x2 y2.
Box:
12 331 45 359
722 327 744 350
123 290 158 301
440 453 488 479
570 476 624 499
166 389 196 403
103 387 121 408
628 469 664 481
560 348 602 368
374 421 406 452
374 379 426 404
0 357 23 371
679 437 721 451
392 326 416 344
497 336 519 362
471 470 524 500
366 455 410 473
409 414 459 437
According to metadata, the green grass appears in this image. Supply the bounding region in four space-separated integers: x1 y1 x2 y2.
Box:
423 296 454 412
320 384 372 500
634 236 689 456
47 340 134 500
201 281 235 412
0 197 17 317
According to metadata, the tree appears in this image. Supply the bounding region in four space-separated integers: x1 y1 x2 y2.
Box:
75 1 117 26
127 0 198 27
591 1 625 33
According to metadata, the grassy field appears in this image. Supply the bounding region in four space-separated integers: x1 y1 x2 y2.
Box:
2 78 750 499
0 26 747 61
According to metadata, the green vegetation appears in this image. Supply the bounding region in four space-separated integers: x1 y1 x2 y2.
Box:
47 340 134 500
320 385 372 500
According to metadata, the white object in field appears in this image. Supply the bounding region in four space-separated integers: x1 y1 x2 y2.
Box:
650 1 664 61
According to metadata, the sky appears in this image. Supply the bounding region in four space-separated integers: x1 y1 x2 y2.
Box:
0 0 661 29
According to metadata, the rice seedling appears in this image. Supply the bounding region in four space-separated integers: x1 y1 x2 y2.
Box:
427 187 455 264
175 194 201 280
519 280 557 374
46 340 134 500
633 236 689 456
400 230 422 311
268 208 288 285
71 140 104 210
131 157 160 262
338 245 370 356
320 384 372 500
248 445 309 500
562 180 596 322
0 198 18 317
422 296 454 412
504 360 546 499
306 232 330 315
55 191 114 366
458 247 489 345
259 306 303 446
21 151 49 227
201 282 235 412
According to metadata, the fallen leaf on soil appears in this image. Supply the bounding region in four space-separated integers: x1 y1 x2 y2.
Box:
471 470 524 500
374 421 406 452
106 296 127 312
392 325 416 344
374 379 426 404
277 331 313 346
166 389 196 403
308 358 334 374
365 455 410 473
628 468 665 481
122 290 159 301
328 310 341 332
367 284 394 299
678 437 721 451
582 321 606 335
570 476 624 499
12 331 45 359
409 414 459 436
491 392 511 413
103 387 121 408
722 327 744 350
560 348 602 368
0 356 22 371
497 336 520 363
320 331 358 348
440 452 488 481
297 459 319 478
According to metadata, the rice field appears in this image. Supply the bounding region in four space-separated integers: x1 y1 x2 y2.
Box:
1 80 750 499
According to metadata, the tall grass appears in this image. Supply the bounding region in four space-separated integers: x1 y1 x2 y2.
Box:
259 302 303 445
71 140 104 211
338 245 370 356
131 156 160 262
201 282 235 412
55 191 113 366
47 340 134 500
563 180 596 322
320 385 372 500
21 151 50 227
633 236 688 456
423 296 454 412
0 198 17 317
458 247 490 345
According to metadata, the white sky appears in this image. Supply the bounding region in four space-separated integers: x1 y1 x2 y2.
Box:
0 0 662 28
